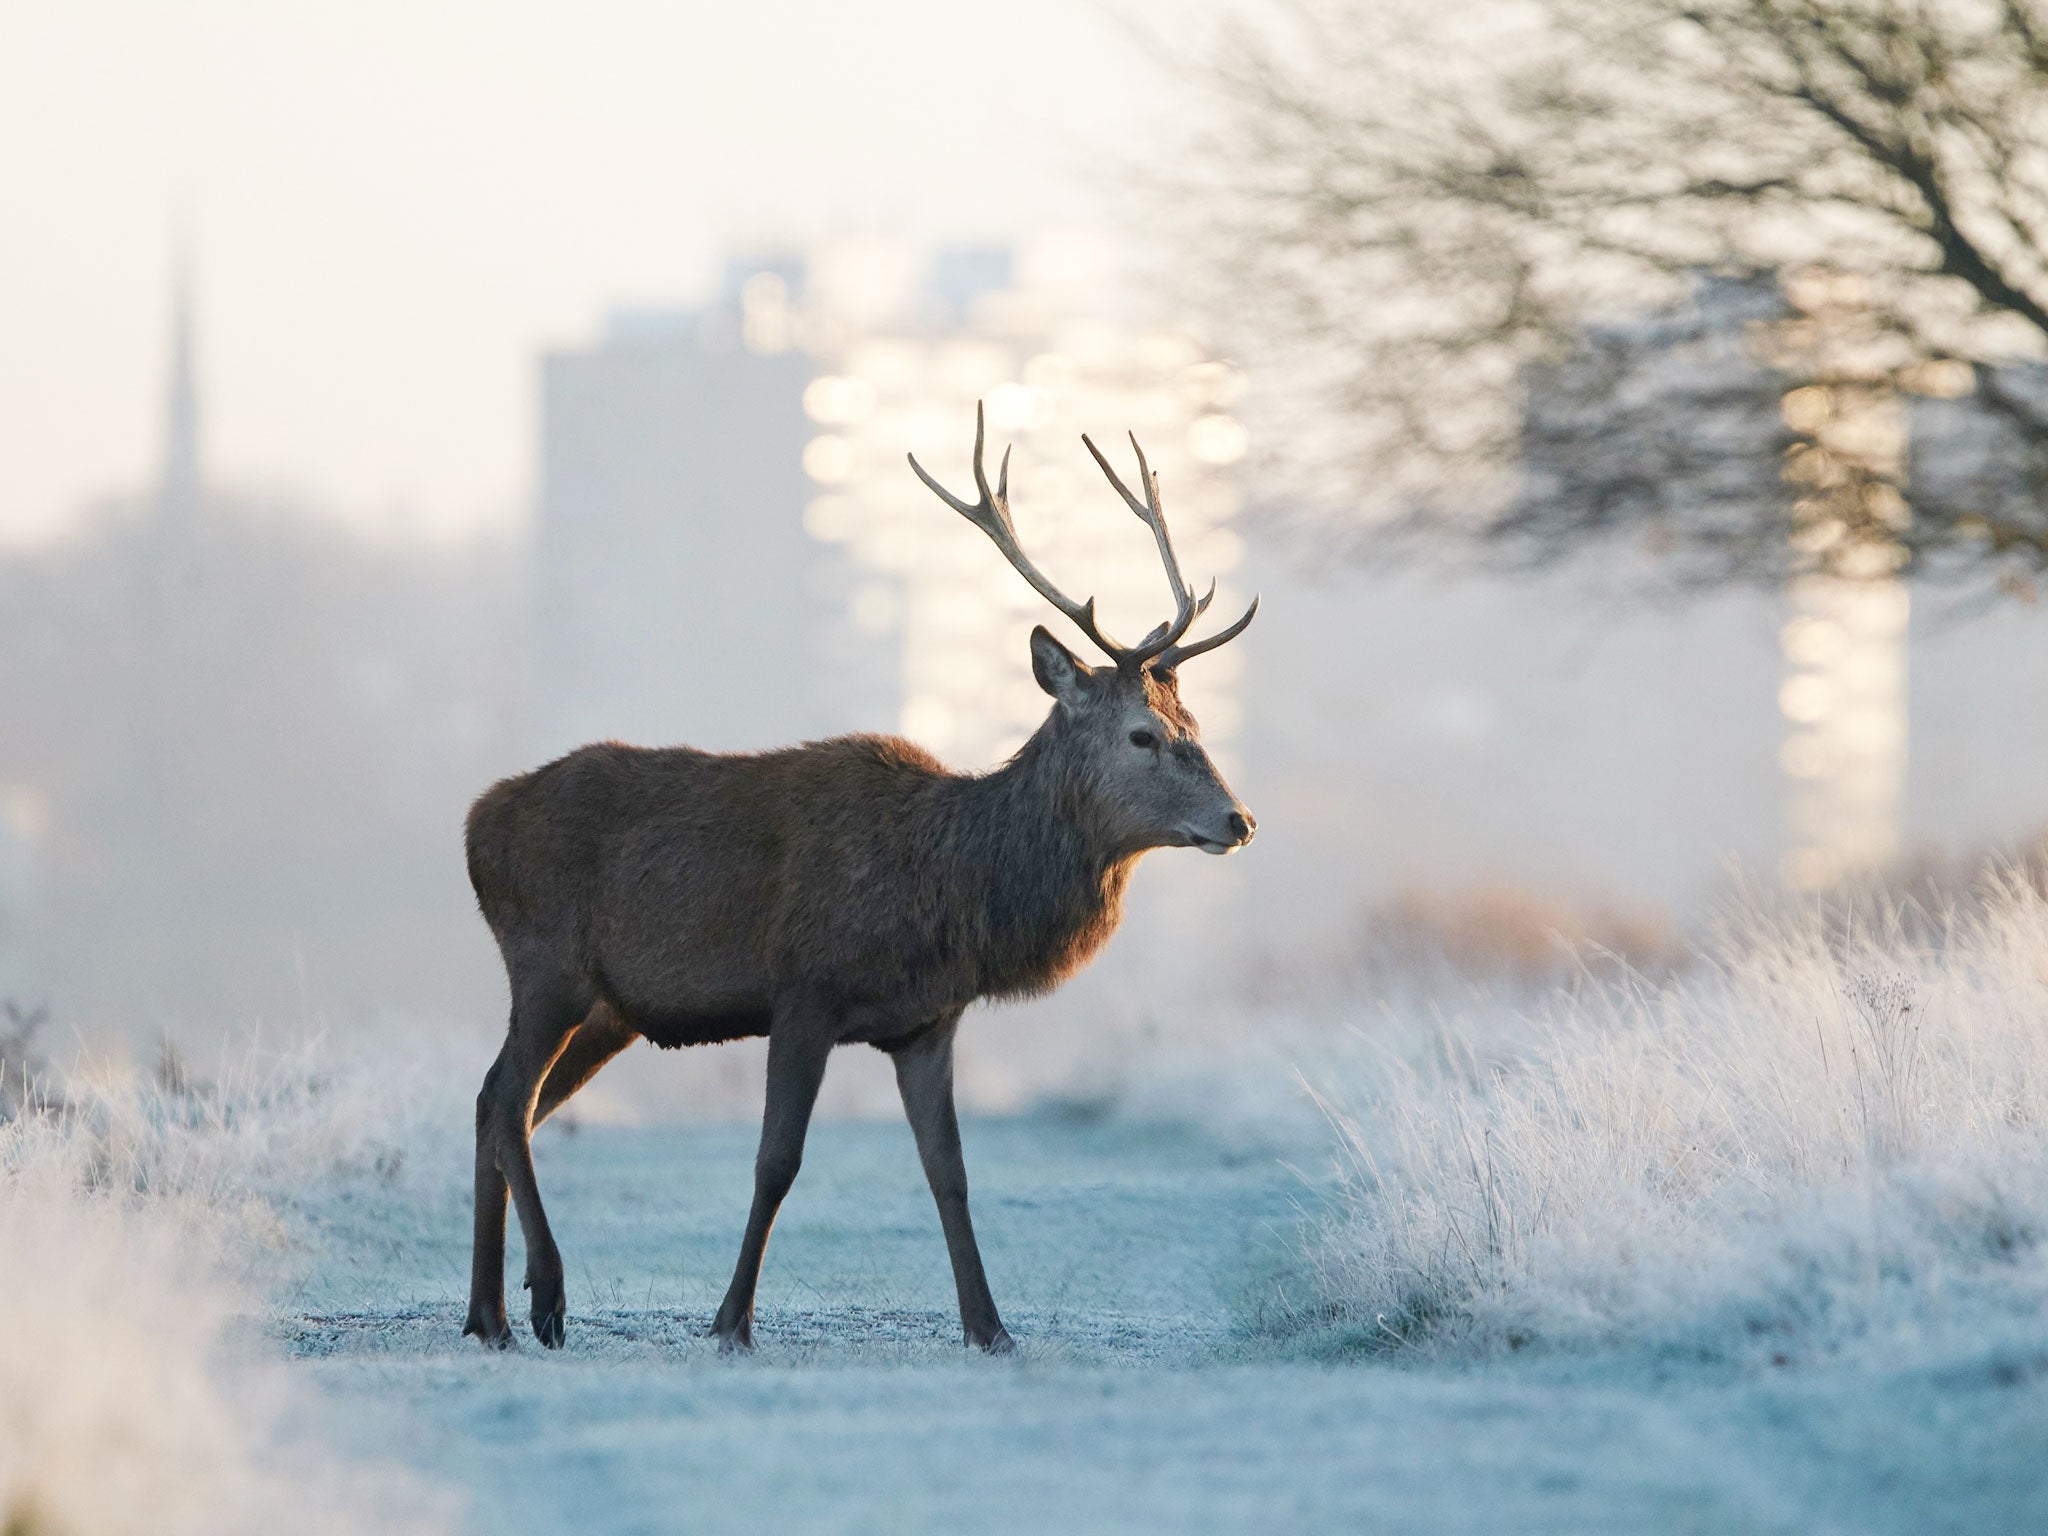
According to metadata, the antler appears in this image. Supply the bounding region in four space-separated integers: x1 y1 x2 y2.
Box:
1158 594 1259 670
908 402 1259 673
909 403 1130 660
1082 431 1217 668
1079 426 1259 673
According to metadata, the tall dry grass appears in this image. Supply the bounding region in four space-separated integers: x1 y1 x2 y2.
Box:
0 1039 454 1535
1296 872 2048 1362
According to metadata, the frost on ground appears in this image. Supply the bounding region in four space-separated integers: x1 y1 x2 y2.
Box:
0 1042 453 1535
1291 873 2048 1372
9 873 2048 1533
278 1103 2046 1535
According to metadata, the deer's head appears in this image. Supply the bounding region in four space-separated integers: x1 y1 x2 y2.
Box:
910 405 1258 857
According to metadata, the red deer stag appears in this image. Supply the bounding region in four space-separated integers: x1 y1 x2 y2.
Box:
463 404 1257 1353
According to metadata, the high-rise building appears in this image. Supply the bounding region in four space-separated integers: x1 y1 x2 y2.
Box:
533 239 1252 787
532 278 823 757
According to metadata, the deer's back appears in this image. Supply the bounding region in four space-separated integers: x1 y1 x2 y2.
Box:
466 734 966 1043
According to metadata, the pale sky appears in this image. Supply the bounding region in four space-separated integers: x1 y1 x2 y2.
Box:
0 0 1192 545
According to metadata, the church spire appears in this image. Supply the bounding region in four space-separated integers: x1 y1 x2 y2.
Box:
158 234 201 533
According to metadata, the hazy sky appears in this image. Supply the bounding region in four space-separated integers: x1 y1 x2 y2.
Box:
0 0 1190 545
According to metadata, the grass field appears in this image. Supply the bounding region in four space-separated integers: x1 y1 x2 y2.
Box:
7 877 2048 1531
272 1107 2046 1535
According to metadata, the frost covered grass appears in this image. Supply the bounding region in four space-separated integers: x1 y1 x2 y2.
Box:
0 1038 457 1535
1293 873 2048 1364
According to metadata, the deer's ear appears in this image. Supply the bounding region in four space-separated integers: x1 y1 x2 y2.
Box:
1030 625 1093 705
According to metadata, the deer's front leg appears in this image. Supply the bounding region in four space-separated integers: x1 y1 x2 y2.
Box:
711 1002 833 1352
891 1013 1012 1353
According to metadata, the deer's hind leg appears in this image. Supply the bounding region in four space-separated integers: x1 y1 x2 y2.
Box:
534 1002 637 1128
465 969 588 1350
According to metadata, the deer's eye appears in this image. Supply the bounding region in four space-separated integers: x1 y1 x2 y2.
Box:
1129 728 1158 749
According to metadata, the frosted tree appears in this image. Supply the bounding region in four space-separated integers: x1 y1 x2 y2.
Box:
1181 0 2048 596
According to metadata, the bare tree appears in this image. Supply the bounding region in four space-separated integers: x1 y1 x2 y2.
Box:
1180 0 2048 594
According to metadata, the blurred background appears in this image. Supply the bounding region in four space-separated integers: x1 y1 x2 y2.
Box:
8 0 2048 1109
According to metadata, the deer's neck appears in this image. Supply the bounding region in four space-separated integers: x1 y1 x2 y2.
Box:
952 716 1134 999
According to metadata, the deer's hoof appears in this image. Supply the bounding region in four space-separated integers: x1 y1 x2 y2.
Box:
463 1308 514 1351
712 1321 754 1355
530 1290 566 1349
970 1324 1016 1355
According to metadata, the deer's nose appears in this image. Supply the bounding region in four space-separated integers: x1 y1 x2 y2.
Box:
1228 810 1256 845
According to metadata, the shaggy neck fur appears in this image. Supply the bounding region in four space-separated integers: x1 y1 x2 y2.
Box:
943 706 1136 999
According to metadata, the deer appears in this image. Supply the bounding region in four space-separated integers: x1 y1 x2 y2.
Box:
462 403 1258 1354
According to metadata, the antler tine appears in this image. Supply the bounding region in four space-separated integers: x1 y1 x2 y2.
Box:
908 402 995 522
1158 594 1260 670
908 402 1128 662
1082 430 1208 664
911 406 1259 674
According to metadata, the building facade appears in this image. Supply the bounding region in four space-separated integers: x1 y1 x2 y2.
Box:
533 239 1251 785
533 284 822 758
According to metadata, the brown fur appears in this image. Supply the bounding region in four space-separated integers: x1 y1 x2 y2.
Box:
461 628 1253 1354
